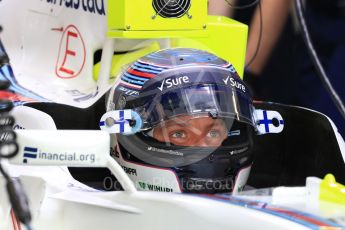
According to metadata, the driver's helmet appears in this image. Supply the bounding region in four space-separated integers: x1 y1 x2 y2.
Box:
107 48 256 194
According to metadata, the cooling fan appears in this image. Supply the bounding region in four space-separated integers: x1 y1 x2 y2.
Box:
152 0 191 18
108 0 207 32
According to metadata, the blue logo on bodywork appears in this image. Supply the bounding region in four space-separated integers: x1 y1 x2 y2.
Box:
23 147 38 164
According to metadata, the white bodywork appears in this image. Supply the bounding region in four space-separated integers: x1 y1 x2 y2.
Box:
0 111 343 229
0 1 345 230
0 0 151 108
1 147 344 230
0 166 313 230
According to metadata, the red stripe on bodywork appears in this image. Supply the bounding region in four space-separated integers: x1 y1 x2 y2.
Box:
268 207 332 227
127 69 155 78
0 91 36 103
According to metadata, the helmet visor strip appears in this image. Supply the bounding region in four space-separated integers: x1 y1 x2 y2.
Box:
123 66 255 131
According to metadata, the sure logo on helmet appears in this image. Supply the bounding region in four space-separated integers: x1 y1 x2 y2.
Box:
158 76 190 91
223 76 246 93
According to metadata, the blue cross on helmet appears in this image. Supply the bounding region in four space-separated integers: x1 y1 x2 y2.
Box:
101 48 283 194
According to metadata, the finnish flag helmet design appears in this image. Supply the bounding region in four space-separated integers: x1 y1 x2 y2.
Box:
107 48 257 194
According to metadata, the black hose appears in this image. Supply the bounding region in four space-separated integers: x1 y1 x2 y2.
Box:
294 0 345 121
0 29 33 229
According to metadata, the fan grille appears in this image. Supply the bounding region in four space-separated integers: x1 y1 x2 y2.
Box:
152 0 191 18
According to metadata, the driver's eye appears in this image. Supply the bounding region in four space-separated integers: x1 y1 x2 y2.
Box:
207 130 221 138
171 131 187 139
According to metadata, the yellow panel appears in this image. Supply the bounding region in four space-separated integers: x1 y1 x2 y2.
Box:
170 16 248 78
106 2 248 79
107 29 208 39
108 0 207 31
320 174 345 205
